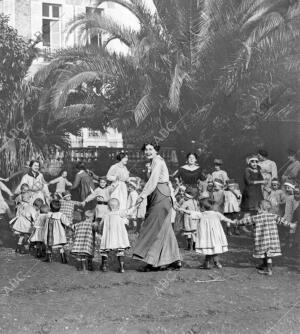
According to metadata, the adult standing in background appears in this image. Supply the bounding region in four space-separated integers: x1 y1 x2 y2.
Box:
173 152 206 190
241 155 265 215
106 152 130 212
15 160 50 204
70 162 95 201
133 143 181 271
257 149 278 198
282 149 300 186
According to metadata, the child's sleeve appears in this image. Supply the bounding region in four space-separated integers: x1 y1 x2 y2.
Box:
217 212 233 224
66 179 73 187
61 213 71 227
48 177 60 185
276 215 289 227
236 215 253 226
189 211 202 219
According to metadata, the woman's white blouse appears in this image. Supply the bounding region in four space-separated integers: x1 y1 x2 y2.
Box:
141 155 169 198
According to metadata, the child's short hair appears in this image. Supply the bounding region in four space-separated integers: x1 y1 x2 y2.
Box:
108 198 120 210
50 199 61 212
33 198 44 209
260 200 272 211
200 198 214 210
22 192 31 202
84 210 95 219
20 183 29 192
40 204 50 214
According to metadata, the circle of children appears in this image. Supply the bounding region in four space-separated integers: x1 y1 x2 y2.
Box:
2 148 300 276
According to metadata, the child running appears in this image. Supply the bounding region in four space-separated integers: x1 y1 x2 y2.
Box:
235 200 290 276
178 196 233 269
99 198 135 273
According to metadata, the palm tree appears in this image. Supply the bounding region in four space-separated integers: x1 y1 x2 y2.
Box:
36 0 300 154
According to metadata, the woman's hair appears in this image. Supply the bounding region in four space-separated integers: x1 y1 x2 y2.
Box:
20 183 29 191
141 142 160 152
76 162 86 170
116 152 128 161
50 199 61 212
29 160 40 168
186 152 198 160
258 149 268 158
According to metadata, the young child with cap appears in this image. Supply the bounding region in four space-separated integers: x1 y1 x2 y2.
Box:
181 187 200 250
212 159 229 185
71 210 97 271
99 198 136 273
234 200 290 276
178 196 233 269
224 179 242 235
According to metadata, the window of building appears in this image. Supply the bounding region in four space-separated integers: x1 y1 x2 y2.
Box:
42 3 61 49
88 129 100 137
86 7 103 46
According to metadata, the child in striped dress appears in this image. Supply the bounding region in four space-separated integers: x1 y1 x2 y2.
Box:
235 200 290 276
71 210 97 271
178 196 233 269
181 187 200 251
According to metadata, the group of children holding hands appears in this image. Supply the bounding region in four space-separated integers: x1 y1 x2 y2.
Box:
3 152 299 277
171 156 299 276
7 174 144 273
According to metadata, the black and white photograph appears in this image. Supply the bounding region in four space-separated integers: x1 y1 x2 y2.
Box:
0 0 299 333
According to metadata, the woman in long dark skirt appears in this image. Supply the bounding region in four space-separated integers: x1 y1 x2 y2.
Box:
241 155 265 215
133 143 181 271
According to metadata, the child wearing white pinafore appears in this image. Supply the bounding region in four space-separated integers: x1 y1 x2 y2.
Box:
224 180 242 235
99 198 135 273
10 192 38 253
179 197 233 269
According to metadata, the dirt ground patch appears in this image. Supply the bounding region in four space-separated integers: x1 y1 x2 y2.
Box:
0 231 299 334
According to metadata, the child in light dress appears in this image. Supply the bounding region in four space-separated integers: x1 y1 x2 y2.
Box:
235 200 290 276
265 178 285 215
181 187 200 251
224 180 242 235
29 204 50 258
212 159 229 185
10 192 38 254
84 177 117 221
179 197 233 269
48 170 72 199
99 198 136 273
212 178 225 213
126 180 139 229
